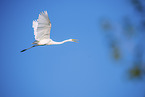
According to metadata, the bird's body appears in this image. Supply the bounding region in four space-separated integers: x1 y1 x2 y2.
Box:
21 11 77 52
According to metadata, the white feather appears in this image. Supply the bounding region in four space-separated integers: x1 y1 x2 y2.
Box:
32 11 51 41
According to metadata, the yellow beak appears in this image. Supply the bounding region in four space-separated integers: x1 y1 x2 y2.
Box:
72 39 79 43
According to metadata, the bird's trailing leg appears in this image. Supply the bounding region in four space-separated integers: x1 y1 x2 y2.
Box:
32 40 38 44
21 45 38 52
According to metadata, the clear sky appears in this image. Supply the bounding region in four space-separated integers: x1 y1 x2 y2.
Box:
0 0 145 97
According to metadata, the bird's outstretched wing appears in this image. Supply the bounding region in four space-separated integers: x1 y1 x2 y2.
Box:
33 11 51 41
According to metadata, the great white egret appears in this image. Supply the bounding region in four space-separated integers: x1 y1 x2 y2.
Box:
21 11 78 52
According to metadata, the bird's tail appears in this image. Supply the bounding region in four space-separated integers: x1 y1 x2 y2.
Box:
20 45 37 52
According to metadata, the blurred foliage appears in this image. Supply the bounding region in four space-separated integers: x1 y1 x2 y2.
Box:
129 65 142 79
123 18 135 38
132 0 144 13
100 0 145 80
111 45 121 60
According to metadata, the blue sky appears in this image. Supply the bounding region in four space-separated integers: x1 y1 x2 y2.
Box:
0 0 145 97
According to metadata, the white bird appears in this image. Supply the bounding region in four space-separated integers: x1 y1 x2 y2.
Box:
21 11 78 52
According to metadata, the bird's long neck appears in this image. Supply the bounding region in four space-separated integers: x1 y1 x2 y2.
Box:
52 39 71 45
